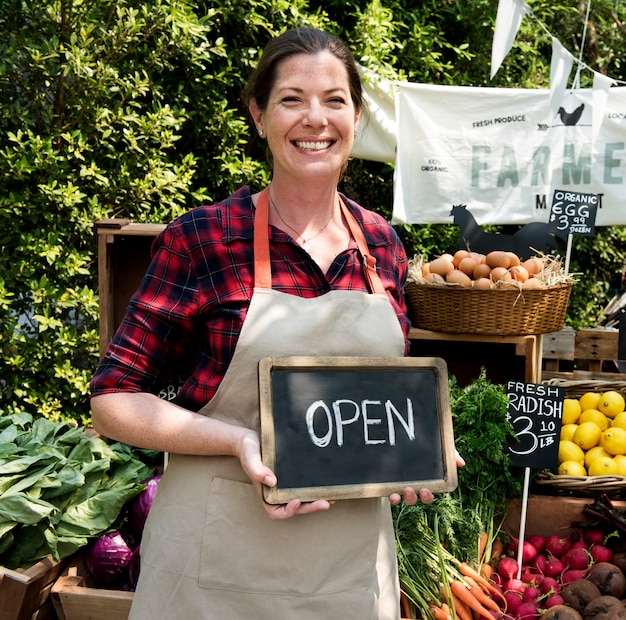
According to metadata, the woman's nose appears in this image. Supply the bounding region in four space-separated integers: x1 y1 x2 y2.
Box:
303 100 328 127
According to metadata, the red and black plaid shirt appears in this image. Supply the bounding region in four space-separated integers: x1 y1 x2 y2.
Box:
90 186 410 411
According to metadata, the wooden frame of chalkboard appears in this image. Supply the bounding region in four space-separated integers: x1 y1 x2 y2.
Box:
259 356 457 504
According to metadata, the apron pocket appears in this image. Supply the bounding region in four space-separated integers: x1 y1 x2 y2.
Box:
199 476 381 597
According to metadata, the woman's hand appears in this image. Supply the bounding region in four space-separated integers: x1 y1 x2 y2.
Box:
388 450 466 506
236 428 333 520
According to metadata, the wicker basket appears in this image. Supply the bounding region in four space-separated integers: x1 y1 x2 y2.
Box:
535 379 626 496
405 282 571 336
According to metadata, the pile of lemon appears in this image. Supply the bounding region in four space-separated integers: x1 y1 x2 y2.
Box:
558 390 626 476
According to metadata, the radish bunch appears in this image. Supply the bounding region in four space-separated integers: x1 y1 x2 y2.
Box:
489 528 615 619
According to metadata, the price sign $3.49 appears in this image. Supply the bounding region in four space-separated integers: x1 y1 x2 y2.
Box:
505 381 565 469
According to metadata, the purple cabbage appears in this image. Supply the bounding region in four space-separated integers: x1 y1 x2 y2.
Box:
128 474 162 535
85 531 133 583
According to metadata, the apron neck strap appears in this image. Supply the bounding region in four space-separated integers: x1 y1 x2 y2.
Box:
254 187 386 295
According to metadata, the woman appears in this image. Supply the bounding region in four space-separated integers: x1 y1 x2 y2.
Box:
90 27 444 619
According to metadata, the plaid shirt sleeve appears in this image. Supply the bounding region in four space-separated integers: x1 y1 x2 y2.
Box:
90 186 410 411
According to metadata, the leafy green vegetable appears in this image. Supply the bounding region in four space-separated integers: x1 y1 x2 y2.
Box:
0 412 158 569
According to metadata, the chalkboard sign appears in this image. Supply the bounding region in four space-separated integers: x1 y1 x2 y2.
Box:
258 356 458 504
548 189 598 237
505 381 565 469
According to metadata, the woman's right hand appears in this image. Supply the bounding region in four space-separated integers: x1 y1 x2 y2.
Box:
236 429 333 520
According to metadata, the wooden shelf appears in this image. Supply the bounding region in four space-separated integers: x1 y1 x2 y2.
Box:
408 328 541 385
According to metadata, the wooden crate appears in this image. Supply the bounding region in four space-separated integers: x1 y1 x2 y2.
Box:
0 556 70 620
542 327 624 380
51 557 132 620
94 219 165 357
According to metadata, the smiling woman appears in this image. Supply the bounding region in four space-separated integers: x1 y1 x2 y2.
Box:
89 27 446 620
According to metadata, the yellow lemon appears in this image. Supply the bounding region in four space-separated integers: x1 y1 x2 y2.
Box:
558 460 587 476
579 409 610 431
579 392 601 412
560 423 579 442
598 391 626 418
612 411 626 431
573 422 602 450
585 445 612 469
562 398 582 424
600 426 626 456
588 456 618 476
558 440 585 464
613 454 626 476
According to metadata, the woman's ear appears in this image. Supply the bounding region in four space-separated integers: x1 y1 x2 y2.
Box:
249 98 264 137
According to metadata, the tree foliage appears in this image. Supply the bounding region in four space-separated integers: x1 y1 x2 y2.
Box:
1 0 625 421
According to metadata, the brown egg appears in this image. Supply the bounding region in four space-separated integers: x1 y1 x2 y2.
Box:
424 272 445 284
506 252 521 267
490 266 512 282
522 276 545 289
485 251 511 269
429 256 455 277
473 277 492 290
458 257 479 277
509 265 529 283
473 263 491 280
452 249 470 268
446 269 473 287
469 251 486 264
522 257 544 276
473 263 492 280
421 263 431 277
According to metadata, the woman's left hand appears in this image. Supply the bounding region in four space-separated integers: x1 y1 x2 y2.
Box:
388 450 466 506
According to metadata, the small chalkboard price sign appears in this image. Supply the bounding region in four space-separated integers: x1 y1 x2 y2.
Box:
548 189 598 238
258 356 458 504
505 381 565 469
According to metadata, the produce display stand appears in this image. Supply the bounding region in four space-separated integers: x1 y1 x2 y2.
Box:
0 556 70 620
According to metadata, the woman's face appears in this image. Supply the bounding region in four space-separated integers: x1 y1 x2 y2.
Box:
250 51 360 185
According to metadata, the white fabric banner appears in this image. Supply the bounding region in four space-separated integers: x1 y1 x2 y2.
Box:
393 82 626 225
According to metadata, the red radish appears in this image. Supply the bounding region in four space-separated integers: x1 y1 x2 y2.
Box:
561 547 591 570
531 554 548 575
545 556 565 579
504 590 523 614
503 578 527 594
528 535 546 553
545 535 571 558
589 544 613 564
521 566 541 584
543 594 564 609
582 528 604 546
539 576 561 595
572 540 588 549
560 569 588 584
523 586 541 603
498 557 519 581
507 538 538 564
516 601 539 618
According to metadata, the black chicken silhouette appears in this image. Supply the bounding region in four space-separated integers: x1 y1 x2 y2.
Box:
557 103 585 126
450 205 561 260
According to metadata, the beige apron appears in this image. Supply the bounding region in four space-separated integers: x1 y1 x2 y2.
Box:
130 189 406 619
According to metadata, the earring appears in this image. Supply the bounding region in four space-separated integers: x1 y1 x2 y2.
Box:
258 128 264 137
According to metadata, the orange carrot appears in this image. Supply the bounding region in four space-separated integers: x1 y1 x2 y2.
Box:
461 567 506 608
478 532 488 562
468 585 501 613
449 581 493 620
490 539 504 564
400 592 412 618
429 604 452 620
450 592 473 620
459 562 501 596
480 563 493 580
